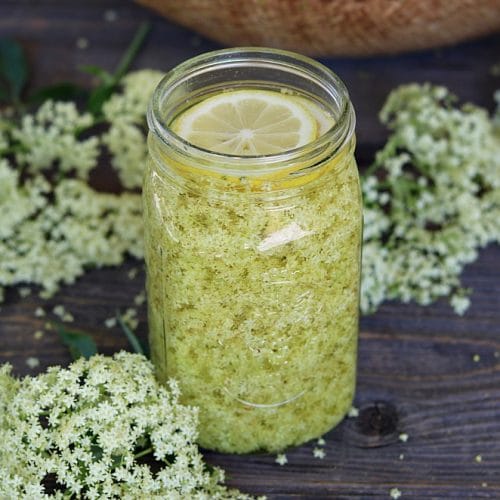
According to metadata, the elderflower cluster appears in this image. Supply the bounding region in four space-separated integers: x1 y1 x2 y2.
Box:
0 163 142 300
361 84 500 314
0 84 147 300
102 70 164 188
0 352 252 499
12 100 99 179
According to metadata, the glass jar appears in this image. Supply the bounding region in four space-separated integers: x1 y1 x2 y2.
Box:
144 48 362 453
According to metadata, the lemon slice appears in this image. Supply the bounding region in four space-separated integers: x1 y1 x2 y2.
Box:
292 95 335 136
172 89 317 156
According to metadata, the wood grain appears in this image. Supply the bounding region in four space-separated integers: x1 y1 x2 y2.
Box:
0 1 499 498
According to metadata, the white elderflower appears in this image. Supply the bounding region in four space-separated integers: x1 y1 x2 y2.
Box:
122 307 139 330
128 267 139 279
104 317 117 328
361 84 500 314
53 304 67 318
103 120 148 188
18 286 31 297
25 356 40 369
134 290 146 306
104 9 118 22
103 70 164 124
0 169 143 300
12 100 99 179
53 305 75 323
347 406 359 418
390 487 402 499
76 37 89 50
0 364 18 417
0 159 49 241
313 447 326 459
275 453 288 466
62 312 74 322
450 294 471 316
33 330 44 340
0 352 252 499
398 433 409 443
102 70 164 188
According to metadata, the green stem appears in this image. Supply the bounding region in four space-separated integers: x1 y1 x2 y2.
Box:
116 310 145 355
0 145 25 155
134 447 154 460
113 22 151 83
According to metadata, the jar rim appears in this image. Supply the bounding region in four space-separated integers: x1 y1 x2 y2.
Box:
147 47 355 177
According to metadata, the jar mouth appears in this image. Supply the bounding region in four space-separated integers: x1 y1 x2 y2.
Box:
148 47 355 177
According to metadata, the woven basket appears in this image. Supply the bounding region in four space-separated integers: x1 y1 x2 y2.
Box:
137 0 500 56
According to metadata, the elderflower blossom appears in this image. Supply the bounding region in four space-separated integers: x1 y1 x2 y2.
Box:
0 158 49 240
0 175 142 299
0 363 18 415
103 70 164 188
361 84 500 314
390 487 402 499
121 307 139 330
347 406 359 418
0 352 253 499
12 100 99 179
0 87 146 301
103 120 148 188
312 447 326 459
103 70 165 124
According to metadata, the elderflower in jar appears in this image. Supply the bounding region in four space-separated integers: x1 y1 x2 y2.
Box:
144 48 362 453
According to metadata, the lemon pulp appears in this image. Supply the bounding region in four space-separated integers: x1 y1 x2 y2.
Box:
172 89 321 156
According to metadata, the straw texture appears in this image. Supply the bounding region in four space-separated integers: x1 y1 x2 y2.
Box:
137 0 500 56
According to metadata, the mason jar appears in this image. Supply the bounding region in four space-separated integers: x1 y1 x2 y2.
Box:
143 47 362 453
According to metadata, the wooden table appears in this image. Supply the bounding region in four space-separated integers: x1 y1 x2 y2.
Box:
1 2 499 498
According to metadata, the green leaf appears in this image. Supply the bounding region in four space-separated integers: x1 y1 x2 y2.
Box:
56 324 98 360
29 82 89 104
0 39 28 101
79 64 114 85
116 311 148 357
78 22 151 116
87 84 115 116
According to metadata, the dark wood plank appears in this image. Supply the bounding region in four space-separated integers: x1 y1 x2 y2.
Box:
1 1 499 498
